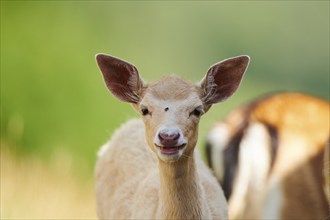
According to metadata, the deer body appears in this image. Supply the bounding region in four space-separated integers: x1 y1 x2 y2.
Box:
206 92 330 219
95 110 224 219
95 54 249 219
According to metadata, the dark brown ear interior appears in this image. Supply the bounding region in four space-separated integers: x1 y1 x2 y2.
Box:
96 53 144 103
201 55 250 105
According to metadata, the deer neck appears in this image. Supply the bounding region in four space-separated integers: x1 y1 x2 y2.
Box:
157 155 210 219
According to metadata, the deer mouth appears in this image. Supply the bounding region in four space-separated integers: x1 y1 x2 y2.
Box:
155 144 186 155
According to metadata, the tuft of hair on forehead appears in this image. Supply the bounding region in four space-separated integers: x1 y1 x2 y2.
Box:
146 75 201 101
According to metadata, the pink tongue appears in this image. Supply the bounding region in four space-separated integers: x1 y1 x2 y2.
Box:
161 147 178 155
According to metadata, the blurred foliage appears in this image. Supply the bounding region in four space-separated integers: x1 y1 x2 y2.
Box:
1 1 329 175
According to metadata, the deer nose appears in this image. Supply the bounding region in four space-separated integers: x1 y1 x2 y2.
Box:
157 127 181 146
158 132 180 146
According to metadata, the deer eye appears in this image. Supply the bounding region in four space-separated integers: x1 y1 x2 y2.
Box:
141 107 149 116
190 107 203 117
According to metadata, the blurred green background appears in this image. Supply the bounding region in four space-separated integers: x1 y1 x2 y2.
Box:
2 0 329 173
0 1 329 218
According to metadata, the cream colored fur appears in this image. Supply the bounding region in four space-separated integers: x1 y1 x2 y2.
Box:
95 119 227 219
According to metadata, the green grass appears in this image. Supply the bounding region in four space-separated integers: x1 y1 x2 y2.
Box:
1 1 329 176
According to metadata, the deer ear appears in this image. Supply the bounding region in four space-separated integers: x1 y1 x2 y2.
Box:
200 55 250 105
96 53 144 103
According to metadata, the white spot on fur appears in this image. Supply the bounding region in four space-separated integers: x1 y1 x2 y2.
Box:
207 123 230 181
229 122 272 219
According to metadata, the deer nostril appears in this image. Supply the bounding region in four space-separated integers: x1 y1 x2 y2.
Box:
171 133 180 141
159 132 179 140
158 133 164 141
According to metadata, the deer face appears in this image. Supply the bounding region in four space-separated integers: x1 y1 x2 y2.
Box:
137 77 204 161
96 54 249 162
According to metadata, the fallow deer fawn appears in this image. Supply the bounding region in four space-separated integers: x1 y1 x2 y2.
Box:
206 92 329 219
95 53 250 219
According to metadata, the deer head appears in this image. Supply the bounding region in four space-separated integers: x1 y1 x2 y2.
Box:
96 54 249 162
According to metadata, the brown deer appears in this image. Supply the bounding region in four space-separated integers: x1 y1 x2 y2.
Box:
95 53 250 219
206 92 330 219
